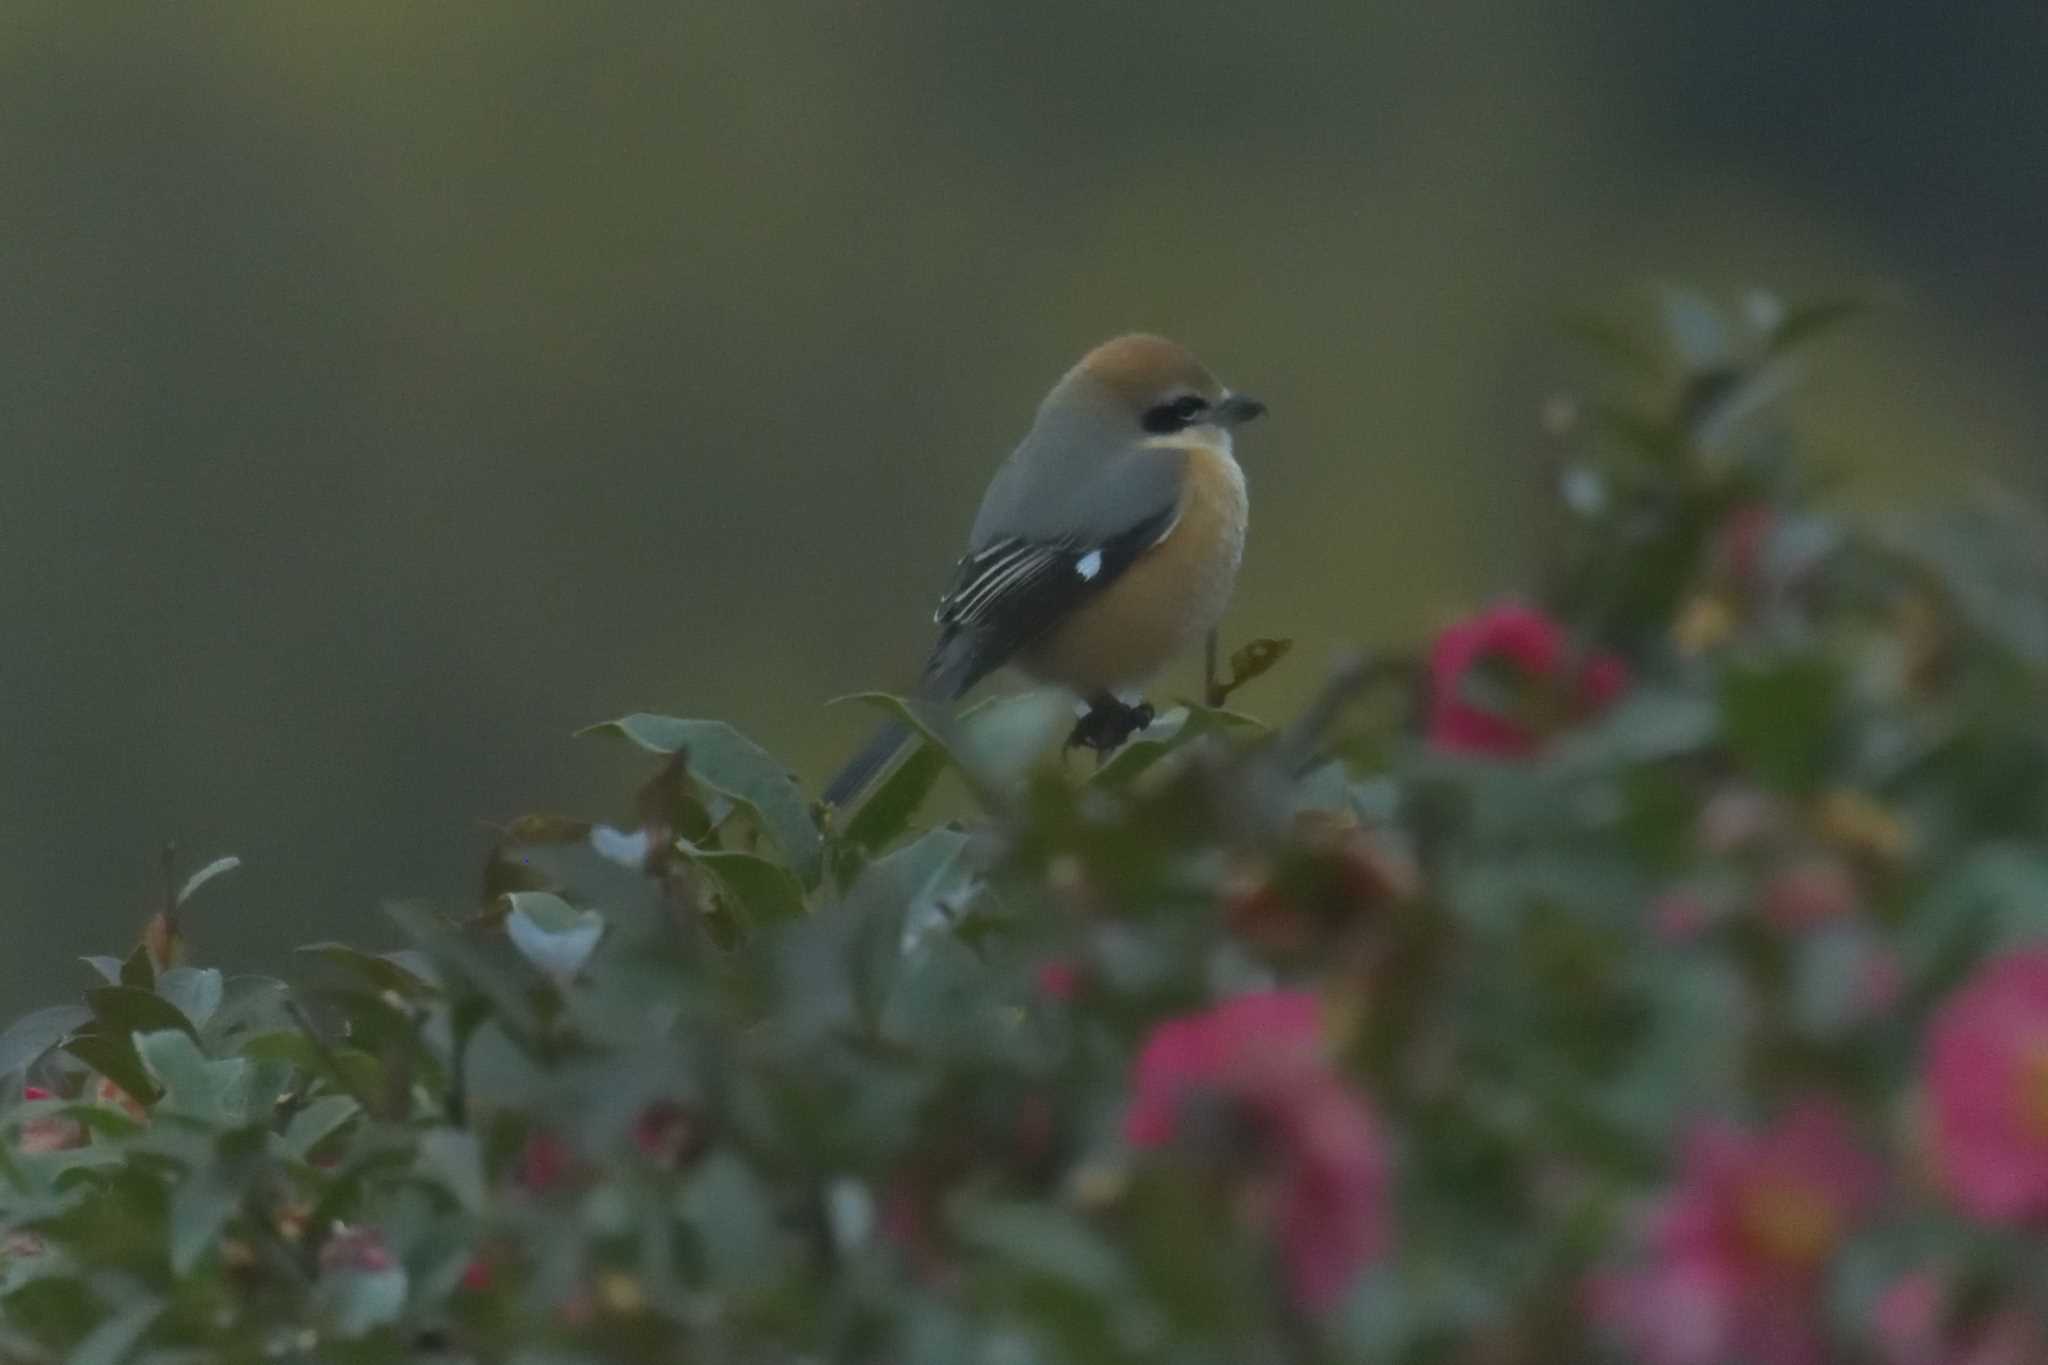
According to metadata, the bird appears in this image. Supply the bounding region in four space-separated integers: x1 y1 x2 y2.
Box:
820 333 1264 808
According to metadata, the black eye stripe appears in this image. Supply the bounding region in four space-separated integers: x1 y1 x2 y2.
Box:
1141 394 1210 434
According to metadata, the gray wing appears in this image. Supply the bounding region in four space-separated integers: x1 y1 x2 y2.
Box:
933 431 1185 670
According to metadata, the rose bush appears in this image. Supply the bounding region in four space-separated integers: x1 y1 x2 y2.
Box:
3 288 2046 1363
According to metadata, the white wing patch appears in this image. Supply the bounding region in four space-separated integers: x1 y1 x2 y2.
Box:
1075 549 1103 581
936 538 1064 626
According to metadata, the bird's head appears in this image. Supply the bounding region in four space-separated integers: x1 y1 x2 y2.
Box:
1051 333 1266 446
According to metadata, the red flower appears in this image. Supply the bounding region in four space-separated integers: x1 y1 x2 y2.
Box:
1125 991 1389 1312
1715 502 1777 588
878 1175 949 1283
1590 1102 1880 1365
517 1130 577 1192
1033 959 1082 1002
631 1101 702 1169
1426 602 1628 756
1925 949 2048 1223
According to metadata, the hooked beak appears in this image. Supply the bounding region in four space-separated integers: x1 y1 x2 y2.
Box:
1211 392 1267 427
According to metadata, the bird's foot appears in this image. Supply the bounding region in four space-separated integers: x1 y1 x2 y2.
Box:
1066 694 1156 756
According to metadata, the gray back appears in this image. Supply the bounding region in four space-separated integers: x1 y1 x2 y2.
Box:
968 376 1183 550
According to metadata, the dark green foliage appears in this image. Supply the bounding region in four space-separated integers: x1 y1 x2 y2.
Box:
3 290 2046 1364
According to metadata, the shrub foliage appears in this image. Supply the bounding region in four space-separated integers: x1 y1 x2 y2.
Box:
5 290 2047 1364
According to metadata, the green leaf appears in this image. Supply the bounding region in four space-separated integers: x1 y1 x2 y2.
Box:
834 692 977 790
1788 924 1878 1042
80 956 124 984
953 1200 1129 1295
135 1030 249 1126
1089 703 1262 788
1900 847 2048 997
62 1032 160 1106
318 1265 409 1338
1895 490 2048 667
118 944 155 992
677 843 809 925
239 1031 385 1108
580 715 822 885
414 1128 485 1214
955 691 1075 786
876 827 975 948
880 932 996 1057
1719 655 1840 793
679 1152 783 1291
298 943 438 999
64 1293 163 1365
66 987 201 1106
840 829 975 1023
501 893 606 983
283 1095 361 1158
1548 689 1719 772
86 987 197 1042
838 740 948 855
155 969 222 1031
383 901 542 1041
204 975 294 1045
840 690 1071 802
169 1160 240 1274
0 1005 91 1080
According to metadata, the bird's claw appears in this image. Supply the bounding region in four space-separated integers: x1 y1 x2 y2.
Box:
1066 696 1156 755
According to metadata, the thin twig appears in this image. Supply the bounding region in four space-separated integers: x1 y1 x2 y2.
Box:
1269 650 1421 776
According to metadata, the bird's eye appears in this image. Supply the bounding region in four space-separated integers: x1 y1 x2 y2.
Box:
1141 394 1210 434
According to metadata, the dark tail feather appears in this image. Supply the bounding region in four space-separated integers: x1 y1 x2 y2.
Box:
820 717 914 808
820 634 985 809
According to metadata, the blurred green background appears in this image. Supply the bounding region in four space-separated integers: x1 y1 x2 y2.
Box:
2 3 2042 1014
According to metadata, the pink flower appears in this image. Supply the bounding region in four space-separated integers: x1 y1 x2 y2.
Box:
1698 786 1781 855
1125 992 1324 1149
1925 949 2048 1223
1125 991 1390 1312
1762 857 1859 934
318 1223 396 1274
1266 1074 1391 1312
1653 888 1717 944
1426 602 1629 756
1591 1102 1881 1365
1875 1271 2047 1365
15 1086 83 1154
1875 1271 1946 1363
